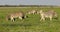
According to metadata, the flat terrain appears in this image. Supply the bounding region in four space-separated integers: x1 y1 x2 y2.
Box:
0 7 60 32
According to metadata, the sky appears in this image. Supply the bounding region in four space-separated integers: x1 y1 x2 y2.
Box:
0 0 60 6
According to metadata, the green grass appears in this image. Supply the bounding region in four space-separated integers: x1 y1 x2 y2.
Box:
0 7 60 32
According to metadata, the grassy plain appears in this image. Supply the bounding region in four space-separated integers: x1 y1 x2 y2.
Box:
0 7 60 32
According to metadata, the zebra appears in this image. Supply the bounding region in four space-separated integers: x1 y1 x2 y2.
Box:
6 11 27 22
37 10 58 21
26 10 37 15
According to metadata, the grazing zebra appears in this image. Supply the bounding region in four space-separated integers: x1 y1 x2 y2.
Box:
26 10 37 15
6 12 27 22
37 10 58 21
47 10 58 18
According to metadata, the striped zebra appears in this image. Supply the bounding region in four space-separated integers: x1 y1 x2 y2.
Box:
26 10 37 15
6 11 27 22
37 10 58 21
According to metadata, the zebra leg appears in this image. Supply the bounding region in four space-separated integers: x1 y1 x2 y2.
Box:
11 17 15 22
50 16 52 21
19 16 22 20
40 16 45 21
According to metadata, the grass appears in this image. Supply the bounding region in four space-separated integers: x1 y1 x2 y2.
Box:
0 7 60 32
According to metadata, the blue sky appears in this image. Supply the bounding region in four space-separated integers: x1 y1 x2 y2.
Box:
0 0 60 5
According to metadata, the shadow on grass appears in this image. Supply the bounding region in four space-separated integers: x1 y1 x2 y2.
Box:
0 23 32 27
